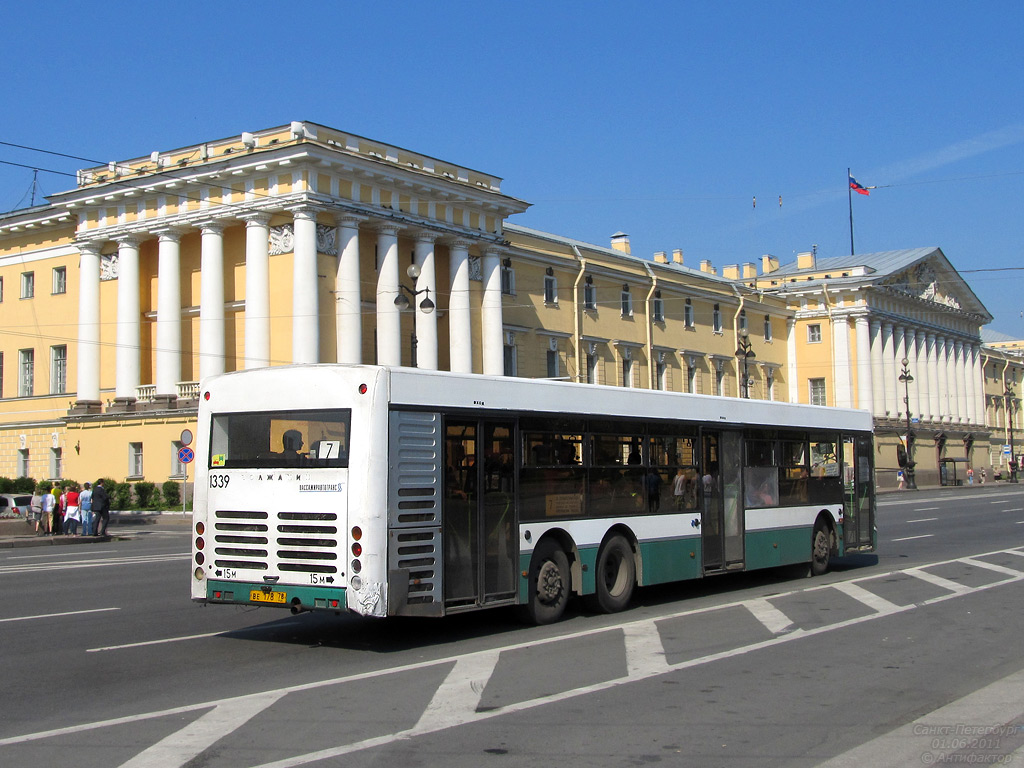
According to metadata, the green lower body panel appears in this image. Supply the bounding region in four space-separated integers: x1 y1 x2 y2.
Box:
206 579 347 611
636 537 701 585
744 526 812 570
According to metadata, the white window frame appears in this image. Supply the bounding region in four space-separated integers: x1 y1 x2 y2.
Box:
20 272 34 299
583 282 597 311
684 299 694 328
738 309 747 333
50 447 62 480
656 360 667 390
586 353 598 384
546 348 560 378
129 442 144 478
622 358 634 387
500 265 516 296
764 314 773 342
17 449 29 478
52 266 67 295
808 324 822 343
18 349 33 397
621 287 632 317
543 274 558 304
809 377 827 406
503 342 517 377
50 345 67 395
687 363 697 394
652 294 664 322
712 304 722 333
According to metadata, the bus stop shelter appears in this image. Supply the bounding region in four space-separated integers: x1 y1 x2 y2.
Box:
939 457 968 486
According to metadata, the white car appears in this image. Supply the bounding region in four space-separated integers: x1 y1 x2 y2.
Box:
0 494 35 519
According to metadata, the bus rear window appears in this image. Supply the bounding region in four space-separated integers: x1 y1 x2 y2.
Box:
209 409 351 469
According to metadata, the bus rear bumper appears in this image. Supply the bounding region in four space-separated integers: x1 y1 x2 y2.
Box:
204 579 347 612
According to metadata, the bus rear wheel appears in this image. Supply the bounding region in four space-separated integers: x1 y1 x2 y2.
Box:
590 535 636 613
525 540 570 625
810 522 831 576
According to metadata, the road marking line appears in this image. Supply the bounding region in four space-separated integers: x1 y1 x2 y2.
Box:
622 620 671 676
813 668 1024 767
6 549 119 559
413 651 500 732
913 507 940 511
116 691 286 768
906 568 971 594
960 557 1024 577
831 582 901 614
88 622 302 652
891 534 934 542
0 554 189 575
905 517 937 523
0 607 119 624
745 597 793 634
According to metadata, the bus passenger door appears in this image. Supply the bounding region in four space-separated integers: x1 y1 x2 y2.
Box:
443 419 517 610
702 429 745 572
842 434 875 550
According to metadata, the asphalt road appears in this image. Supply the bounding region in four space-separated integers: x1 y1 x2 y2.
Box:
0 487 1022 767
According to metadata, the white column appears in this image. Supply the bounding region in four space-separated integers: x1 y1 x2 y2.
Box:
291 207 320 364
833 315 852 408
786 318 798 403
448 239 473 373
935 336 949 423
242 213 272 369
375 224 402 366
955 340 968 424
926 333 940 422
869 320 884 417
916 331 930 422
480 247 504 377
881 322 895 417
335 215 364 365
945 339 960 423
414 232 438 370
964 343 978 425
199 222 226 381
114 235 142 402
854 316 873 414
155 229 182 398
75 241 102 406
973 344 985 425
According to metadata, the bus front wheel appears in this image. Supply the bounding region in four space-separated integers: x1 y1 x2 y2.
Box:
589 535 636 613
525 540 570 625
810 522 831 576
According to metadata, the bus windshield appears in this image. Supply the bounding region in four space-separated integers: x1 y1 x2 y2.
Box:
209 409 351 469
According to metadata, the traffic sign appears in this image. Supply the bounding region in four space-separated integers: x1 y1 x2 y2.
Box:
177 446 195 464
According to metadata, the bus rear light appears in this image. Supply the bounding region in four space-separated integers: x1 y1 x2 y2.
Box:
358 383 368 394
351 576 362 590
214 591 222 598
194 567 205 580
351 559 361 573
195 522 205 535
195 552 205 565
351 526 362 541
196 537 205 551
329 599 340 608
204 391 211 401
351 542 362 557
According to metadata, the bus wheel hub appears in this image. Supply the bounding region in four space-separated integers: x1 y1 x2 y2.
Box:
538 561 563 603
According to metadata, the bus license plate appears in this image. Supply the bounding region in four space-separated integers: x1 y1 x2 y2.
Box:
250 590 287 604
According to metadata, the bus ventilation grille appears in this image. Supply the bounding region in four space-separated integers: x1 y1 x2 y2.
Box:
212 509 339 576
389 527 441 606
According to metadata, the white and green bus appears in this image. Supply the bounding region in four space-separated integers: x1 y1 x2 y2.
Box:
190 365 875 624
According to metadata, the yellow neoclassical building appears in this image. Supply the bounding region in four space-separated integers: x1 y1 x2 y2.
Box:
0 120 1011 490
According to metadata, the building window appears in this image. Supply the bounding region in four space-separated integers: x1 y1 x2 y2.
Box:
503 342 517 377
808 324 822 343
621 285 632 317
712 304 722 333
586 353 598 384
764 314 773 342
544 274 558 304
52 267 67 295
583 281 596 310
50 345 67 395
738 309 747 333
809 378 827 406
172 441 186 478
18 349 33 397
500 265 515 295
50 448 62 480
652 291 664 322
622 358 634 387
20 272 34 299
546 348 560 378
129 442 144 477
684 298 694 328
17 449 29 478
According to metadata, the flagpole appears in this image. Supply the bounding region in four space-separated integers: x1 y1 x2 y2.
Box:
848 167 855 256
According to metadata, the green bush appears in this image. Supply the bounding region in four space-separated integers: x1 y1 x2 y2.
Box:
0 477 15 493
112 481 132 511
134 481 156 509
162 480 181 507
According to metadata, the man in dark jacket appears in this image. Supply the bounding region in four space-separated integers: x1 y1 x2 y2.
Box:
91 479 111 537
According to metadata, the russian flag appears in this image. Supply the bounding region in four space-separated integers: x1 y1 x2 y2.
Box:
849 175 870 195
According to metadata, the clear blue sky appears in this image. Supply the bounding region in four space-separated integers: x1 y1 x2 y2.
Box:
2 2 1022 333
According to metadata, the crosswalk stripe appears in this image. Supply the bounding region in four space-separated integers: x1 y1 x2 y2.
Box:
960 557 1024 577
622 620 671 676
413 651 500 732
906 568 972 594
746 597 793 633
831 582 902 614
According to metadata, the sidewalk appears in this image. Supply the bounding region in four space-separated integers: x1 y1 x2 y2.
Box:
0 510 189 549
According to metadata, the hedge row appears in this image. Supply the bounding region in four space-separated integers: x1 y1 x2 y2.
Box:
0 477 187 511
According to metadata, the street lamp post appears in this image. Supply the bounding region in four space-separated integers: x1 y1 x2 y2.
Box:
1005 386 1018 483
394 264 435 368
735 329 755 399
898 357 918 490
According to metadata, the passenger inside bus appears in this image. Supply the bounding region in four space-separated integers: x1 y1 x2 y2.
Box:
281 429 305 465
